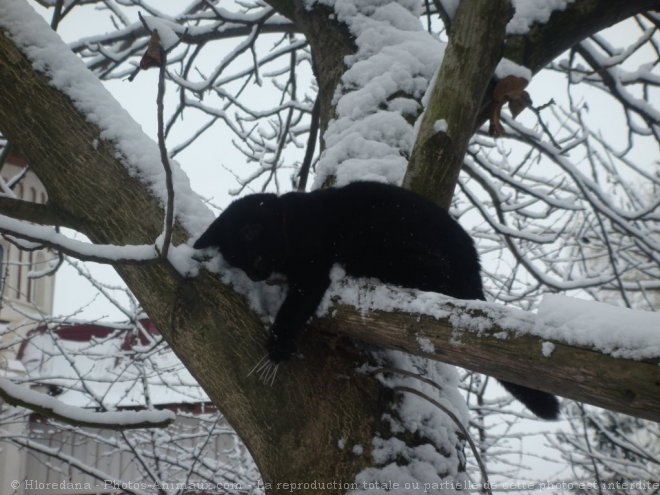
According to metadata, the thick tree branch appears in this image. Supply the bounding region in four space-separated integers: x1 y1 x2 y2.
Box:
315 296 660 423
504 0 660 74
403 0 512 208
0 195 86 230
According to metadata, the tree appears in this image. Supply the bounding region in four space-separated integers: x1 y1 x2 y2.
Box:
551 404 660 494
0 0 658 493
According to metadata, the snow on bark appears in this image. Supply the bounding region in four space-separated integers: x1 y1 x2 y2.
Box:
310 0 446 188
537 295 660 360
495 58 533 81
506 0 576 34
141 16 181 51
322 269 660 361
439 0 576 34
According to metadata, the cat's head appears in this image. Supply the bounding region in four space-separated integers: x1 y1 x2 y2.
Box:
193 193 285 281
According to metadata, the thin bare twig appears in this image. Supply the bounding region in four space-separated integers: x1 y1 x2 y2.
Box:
136 13 176 260
297 96 319 192
156 41 175 260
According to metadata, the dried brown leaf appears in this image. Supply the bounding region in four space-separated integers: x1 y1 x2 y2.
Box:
139 30 162 70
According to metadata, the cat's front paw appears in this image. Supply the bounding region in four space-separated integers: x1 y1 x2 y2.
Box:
267 335 295 363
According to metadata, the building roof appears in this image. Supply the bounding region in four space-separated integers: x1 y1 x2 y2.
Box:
16 320 209 409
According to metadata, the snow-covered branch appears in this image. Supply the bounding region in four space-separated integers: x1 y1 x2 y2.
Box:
0 213 157 264
317 282 660 422
0 376 174 429
503 0 659 73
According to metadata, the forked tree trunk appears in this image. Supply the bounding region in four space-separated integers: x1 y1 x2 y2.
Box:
0 0 658 493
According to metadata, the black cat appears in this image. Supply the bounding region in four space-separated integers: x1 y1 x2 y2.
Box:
194 181 559 419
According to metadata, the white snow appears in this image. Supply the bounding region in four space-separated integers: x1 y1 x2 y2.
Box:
433 119 448 133
507 0 576 35
537 295 660 360
387 97 420 116
439 0 576 35
320 266 452 320
417 336 435 353
309 0 445 188
357 351 470 493
322 274 660 361
0 376 175 427
495 58 533 81
541 341 555 357
141 15 181 51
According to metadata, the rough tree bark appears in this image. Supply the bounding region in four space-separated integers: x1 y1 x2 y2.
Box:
1 0 658 493
318 301 660 422
403 0 512 208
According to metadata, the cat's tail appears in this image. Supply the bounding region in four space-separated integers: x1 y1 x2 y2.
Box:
499 380 560 420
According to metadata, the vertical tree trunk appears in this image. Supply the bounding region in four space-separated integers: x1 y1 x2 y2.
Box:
403 0 511 209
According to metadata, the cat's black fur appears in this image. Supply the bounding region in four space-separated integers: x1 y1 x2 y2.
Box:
194 181 560 420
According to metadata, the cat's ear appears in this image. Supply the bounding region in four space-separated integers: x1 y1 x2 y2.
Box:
193 217 225 249
193 192 280 250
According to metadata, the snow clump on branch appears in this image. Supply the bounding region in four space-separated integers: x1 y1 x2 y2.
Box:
310 0 445 188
